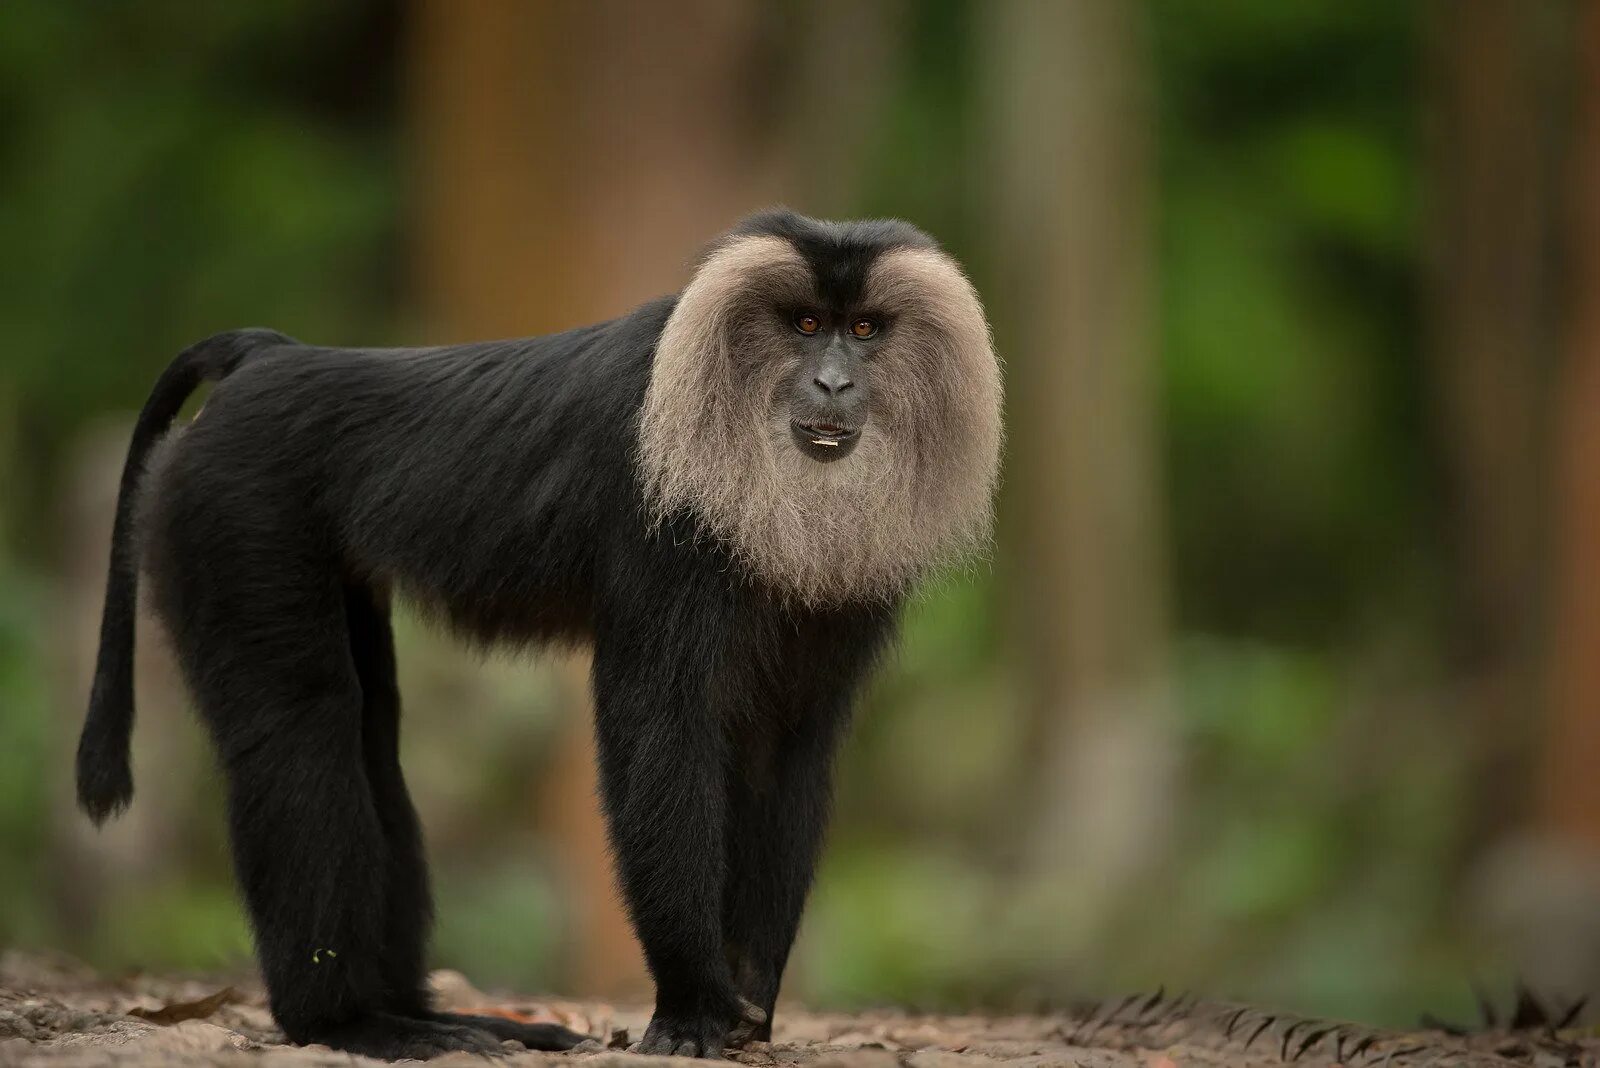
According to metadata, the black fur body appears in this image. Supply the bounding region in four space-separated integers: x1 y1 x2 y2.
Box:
75 220 915 1059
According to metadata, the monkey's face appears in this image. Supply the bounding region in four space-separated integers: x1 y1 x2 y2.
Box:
781 308 879 463
640 213 1003 605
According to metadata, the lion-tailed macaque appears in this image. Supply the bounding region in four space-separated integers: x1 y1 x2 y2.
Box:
76 210 1003 1059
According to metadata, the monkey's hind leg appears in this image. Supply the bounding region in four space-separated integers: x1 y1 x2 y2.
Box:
185 574 503 1061
345 585 589 1053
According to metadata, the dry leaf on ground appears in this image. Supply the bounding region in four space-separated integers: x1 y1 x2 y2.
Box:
127 987 239 1025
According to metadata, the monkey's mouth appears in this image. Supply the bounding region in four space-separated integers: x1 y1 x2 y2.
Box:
790 419 861 462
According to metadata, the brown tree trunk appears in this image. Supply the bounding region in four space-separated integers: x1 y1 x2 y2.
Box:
984 0 1175 922
407 0 770 997
1424 0 1560 844
1542 1 1600 852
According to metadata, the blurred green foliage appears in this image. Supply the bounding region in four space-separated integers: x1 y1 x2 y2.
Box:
0 0 1504 1029
1154 1 1428 643
0 2 399 549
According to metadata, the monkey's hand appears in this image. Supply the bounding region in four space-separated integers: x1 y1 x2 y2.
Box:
635 991 765 1059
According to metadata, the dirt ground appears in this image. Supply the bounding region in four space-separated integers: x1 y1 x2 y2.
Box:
2 953 1595 1068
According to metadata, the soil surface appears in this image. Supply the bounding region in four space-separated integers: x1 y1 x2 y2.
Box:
2 953 1595 1067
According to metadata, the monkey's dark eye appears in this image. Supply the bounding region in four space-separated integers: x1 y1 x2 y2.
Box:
850 317 879 340
794 312 821 336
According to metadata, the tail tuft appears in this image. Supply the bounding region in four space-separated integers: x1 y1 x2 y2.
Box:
76 691 135 825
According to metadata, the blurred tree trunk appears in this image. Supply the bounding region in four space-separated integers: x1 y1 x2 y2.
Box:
1423 0 1561 846
408 0 770 997
985 0 1175 930
1543 1 1600 852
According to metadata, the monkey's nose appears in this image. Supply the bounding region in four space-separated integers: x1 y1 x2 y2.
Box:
812 367 855 396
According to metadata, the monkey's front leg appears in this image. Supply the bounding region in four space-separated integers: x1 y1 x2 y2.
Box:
721 706 848 1043
592 643 762 1059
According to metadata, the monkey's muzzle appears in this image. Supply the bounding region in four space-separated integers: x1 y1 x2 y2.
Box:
791 419 861 463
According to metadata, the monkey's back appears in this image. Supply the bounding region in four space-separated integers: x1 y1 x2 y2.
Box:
140 299 679 651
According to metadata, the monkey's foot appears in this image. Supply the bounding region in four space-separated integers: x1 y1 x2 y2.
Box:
428 1010 592 1051
296 1011 504 1060
636 995 766 1059
636 1010 734 1059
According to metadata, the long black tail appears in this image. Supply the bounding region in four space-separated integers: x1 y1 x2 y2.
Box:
76 328 296 825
